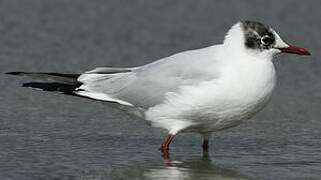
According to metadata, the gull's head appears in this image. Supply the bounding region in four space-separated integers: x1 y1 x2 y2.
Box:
223 20 310 58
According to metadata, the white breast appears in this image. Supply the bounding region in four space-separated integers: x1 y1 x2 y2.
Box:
209 58 276 131
145 58 276 134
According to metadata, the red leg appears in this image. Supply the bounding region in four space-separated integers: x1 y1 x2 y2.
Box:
160 134 175 152
202 133 210 151
202 139 209 150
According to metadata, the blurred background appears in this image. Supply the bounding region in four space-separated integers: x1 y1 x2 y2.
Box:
0 0 320 179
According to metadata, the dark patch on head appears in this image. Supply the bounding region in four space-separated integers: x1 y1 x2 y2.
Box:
241 20 275 50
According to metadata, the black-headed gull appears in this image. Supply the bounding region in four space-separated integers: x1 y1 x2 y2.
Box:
7 20 310 153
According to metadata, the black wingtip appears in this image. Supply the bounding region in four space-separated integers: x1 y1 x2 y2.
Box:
5 72 24 75
21 82 82 93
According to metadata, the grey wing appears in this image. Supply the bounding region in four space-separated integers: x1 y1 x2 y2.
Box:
76 45 222 108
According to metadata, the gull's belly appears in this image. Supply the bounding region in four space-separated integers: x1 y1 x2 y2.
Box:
184 86 274 133
145 60 276 134
185 69 276 132
145 76 275 134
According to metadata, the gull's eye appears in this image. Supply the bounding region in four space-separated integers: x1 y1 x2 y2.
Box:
261 35 274 46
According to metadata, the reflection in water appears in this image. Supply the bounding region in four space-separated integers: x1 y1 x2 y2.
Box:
80 152 253 180
142 151 252 180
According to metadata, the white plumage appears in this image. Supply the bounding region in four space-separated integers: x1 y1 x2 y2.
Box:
77 22 278 135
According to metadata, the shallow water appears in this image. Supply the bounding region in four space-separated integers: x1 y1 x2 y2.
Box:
1 0 321 179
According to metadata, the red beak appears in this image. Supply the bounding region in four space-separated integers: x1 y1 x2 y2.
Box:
280 45 311 56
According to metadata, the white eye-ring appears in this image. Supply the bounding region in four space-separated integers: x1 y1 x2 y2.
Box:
261 35 273 46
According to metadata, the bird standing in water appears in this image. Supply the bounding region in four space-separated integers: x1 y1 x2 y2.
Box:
7 20 310 153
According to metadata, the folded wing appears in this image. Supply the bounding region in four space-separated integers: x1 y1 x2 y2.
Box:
77 45 222 109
